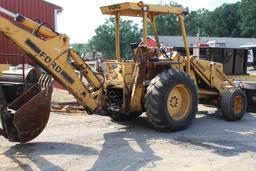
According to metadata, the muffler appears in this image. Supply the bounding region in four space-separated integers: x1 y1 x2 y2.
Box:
0 74 52 143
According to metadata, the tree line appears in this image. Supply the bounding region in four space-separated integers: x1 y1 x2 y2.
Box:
72 0 256 59
186 0 255 38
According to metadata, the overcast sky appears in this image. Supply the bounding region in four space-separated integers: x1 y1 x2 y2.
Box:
47 0 239 43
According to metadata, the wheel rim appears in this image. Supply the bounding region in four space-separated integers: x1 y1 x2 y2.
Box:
167 84 192 121
233 96 243 114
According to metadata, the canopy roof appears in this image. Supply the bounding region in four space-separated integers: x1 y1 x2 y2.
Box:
100 2 185 17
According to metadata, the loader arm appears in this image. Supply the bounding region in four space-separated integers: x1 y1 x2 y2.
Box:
0 8 103 113
190 57 235 95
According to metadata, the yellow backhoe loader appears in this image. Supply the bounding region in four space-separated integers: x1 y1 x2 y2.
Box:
0 2 250 143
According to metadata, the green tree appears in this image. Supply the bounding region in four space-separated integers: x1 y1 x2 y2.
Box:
151 1 182 36
203 2 241 37
185 9 209 37
152 1 242 38
241 0 256 37
71 43 89 55
88 17 141 59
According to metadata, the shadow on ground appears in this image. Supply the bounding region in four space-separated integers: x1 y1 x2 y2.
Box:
4 142 98 171
172 113 256 157
3 112 256 170
90 118 161 170
91 112 256 170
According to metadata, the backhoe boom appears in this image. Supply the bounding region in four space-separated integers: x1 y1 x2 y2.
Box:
0 8 102 112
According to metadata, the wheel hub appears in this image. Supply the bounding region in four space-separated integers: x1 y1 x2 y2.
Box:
233 96 243 114
167 84 192 121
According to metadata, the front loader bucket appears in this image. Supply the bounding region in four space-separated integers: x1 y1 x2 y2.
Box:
0 83 52 143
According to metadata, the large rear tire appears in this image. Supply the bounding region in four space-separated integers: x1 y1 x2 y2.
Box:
220 88 247 121
145 69 198 131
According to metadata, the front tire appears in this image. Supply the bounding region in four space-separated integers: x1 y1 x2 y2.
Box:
145 69 198 131
221 88 247 121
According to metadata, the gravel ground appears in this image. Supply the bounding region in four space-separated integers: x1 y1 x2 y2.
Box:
0 103 256 171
